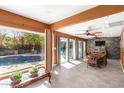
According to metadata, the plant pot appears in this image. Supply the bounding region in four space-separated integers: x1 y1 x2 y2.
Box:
10 77 21 85
30 73 38 78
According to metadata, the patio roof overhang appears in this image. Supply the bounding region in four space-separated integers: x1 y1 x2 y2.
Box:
0 5 124 73
51 5 124 31
0 9 50 33
0 5 124 39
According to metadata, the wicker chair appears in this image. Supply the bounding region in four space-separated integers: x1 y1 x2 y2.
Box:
87 55 107 68
87 55 98 67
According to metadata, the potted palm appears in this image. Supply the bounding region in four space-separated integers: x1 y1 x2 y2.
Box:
29 66 39 78
10 71 22 85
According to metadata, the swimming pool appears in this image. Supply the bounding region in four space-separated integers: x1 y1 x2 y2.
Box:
0 54 44 66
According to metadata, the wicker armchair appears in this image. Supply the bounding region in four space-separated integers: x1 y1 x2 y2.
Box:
87 55 98 67
87 55 107 68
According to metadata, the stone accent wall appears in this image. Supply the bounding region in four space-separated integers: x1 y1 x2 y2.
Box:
86 37 120 59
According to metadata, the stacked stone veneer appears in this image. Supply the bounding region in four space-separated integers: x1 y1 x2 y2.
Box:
86 37 120 59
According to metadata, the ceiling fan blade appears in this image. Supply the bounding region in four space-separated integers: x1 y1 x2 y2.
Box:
91 32 102 34
77 30 87 32
77 27 103 32
75 33 86 35
89 33 97 37
88 27 104 31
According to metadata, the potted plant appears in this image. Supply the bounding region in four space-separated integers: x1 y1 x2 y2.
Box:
10 71 22 85
29 66 39 78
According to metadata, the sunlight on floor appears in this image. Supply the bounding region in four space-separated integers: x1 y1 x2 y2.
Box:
69 60 82 65
54 70 59 75
61 57 67 63
61 62 75 69
61 57 83 69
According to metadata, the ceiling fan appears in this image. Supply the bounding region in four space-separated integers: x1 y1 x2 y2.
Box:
75 27 102 38
75 20 124 38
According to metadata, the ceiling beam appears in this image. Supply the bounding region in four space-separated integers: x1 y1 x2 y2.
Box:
0 9 49 33
51 5 124 31
53 31 86 41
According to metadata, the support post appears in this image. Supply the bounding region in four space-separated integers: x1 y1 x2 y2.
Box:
53 34 57 64
57 37 61 65
45 29 52 73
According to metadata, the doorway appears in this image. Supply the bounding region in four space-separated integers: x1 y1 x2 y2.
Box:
60 37 68 63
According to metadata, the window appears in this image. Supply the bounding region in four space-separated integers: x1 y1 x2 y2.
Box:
0 26 46 75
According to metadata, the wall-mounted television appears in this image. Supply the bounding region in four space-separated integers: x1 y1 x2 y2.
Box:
95 41 105 46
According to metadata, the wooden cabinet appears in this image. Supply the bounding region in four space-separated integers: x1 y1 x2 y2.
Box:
121 28 124 69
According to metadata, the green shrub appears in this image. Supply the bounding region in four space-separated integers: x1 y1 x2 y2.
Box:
30 66 39 74
10 71 22 79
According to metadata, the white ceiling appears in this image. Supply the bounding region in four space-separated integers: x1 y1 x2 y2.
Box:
0 5 124 39
58 12 124 39
0 5 96 24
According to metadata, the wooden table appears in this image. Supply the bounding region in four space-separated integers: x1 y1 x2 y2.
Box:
87 53 107 68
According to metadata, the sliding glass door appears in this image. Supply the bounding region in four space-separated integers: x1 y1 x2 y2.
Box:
60 37 67 63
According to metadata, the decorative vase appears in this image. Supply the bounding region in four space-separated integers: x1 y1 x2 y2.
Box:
30 72 38 78
10 77 21 85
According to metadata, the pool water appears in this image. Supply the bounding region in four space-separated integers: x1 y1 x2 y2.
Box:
0 55 44 66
